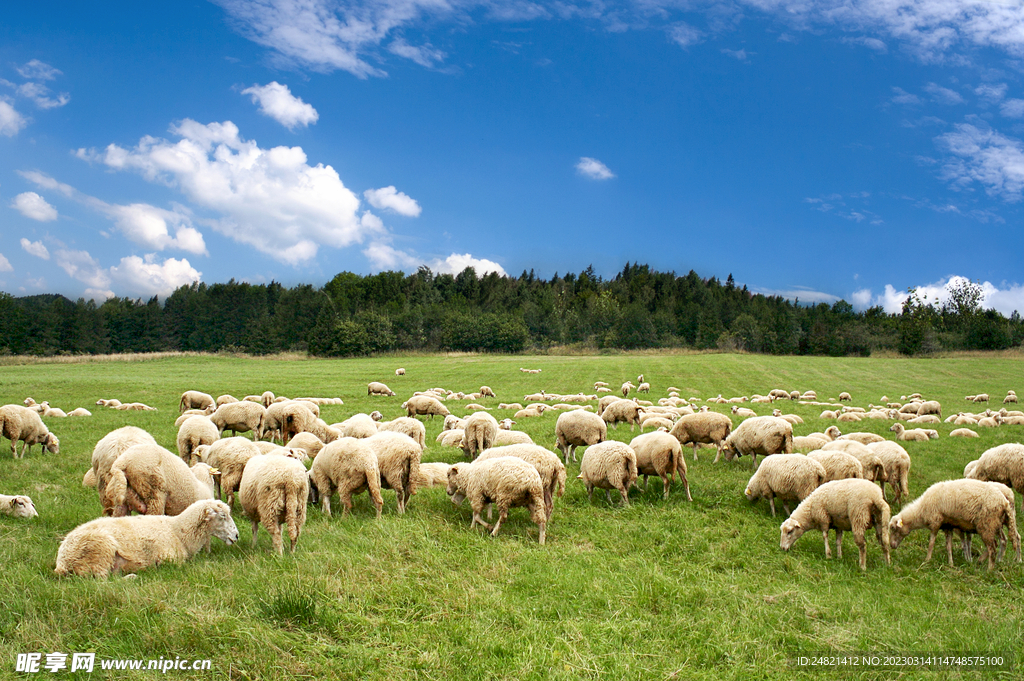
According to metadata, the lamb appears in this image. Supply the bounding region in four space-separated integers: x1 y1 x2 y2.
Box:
176 415 220 462
376 417 427 449
285 432 326 459
447 456 547 543
104 444 218 517
577 441 638 506
964 443 1024 513
395 367 406 376
806 450 864 483
67 408 92 417
480 385 496 398
780 479 891 571
637 382 651 394
55 499 238 578
216 394 238 406
950 428 979 438
554 410 607 464
403 395 451 419
364 432 422 514
42 405 67 418
629 432 691 501
0 494 38 518
209 401 266 440
837 432 885 445
437 429 465 448
821 440 887 484
889 479 1019 570
309 437 384 518
889 423 931 442
0 405 60 459
443 415 468 432
412 462 451 491
601 399 645 430
973 393 990 403
866 441 911 505
498 418 515 430
338 413 379 439
239 454 309 554
476 444 566 519
96 399 122 408
720 416 793 468
190 437 263 506
771 409 804 425
368 381 397 397
91 426 158 512
493 430 534 446
179 391 215 413
732 406 757 419
668 412 733 462
744 454 826 516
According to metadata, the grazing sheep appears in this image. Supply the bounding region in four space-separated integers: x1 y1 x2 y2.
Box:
239 454 309 554
807 450 864 483
462 412 499 460
965 443 1024 513
889 423 930 442
621 381 635 397
364 432 422 514
446 456 547 543
973 394 990 403
209 401 266 440
554 410 607 464
190 438 263 507
838 392 852 402
637 382 651 394
950 428 979 438
105 443 218 517
0 405 60 459
285 432 326 459
744 454 826 516
0 494 38 518
476 444 566 519
668 412 733 462
866 441 911 505
412 462 451 491
55 499 238 577
262 400 315 443
395 367 406 376
720 416 793 468
375 417 426 449
338 413 379 439
821 440 887 484
793 435 829 452
368 381 397 397
281 405 339 444
179 391 215 413
629 432 691 501
780 479 891 571
601 399 645 431
176 416 220 462
216 394 239 406
577 441 638 506
309 438 384 518
480 386 496 398
889 479 1019 570
837 432 885 445
1004 392 1017 404
404 395 451 420
91 426 158 513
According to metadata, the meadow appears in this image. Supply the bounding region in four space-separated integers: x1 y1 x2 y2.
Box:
1 351 1023 680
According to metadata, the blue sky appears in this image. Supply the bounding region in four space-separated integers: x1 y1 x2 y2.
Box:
2 0 1023 313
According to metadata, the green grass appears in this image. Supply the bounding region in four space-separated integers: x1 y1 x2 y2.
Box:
2 352 1024 679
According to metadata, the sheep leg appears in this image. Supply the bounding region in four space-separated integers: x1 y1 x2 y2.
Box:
618 486 629 507
661 474 671 501
586 484 594 503
543 489 553 520
268 520 284 556
782 502 792 516
490 507 508 537
694 443 700 462
641 474 648 492
876 523 891 565
944 530 955 566
250 519 259 548
605 489 613 504
470 510 493 531
924 529 938 563
961 531 973 562
853 529 867 571
768 496 776 517
835 530 843 559
537 520 546 545
822 529 832 559
982 531 998 571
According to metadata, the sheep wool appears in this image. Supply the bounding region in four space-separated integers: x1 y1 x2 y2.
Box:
744 454 826 517
964 443 1024 513
629 431 691 501
310 437 384 518
668 412 732 462
209 401 266 440
364 432 422 514
191 437 263 507
866 441 911 506
0 494 38 518
578 441 638 506
721 416 793 467
239 454 309 554
476 444 566 520
806 450 864 483
376 417 427 449
91 426 158 513
0 405 60 459
555 410 607 464
104 444 217 517
176 416 220 462
446 456 547 544
463 412 499 460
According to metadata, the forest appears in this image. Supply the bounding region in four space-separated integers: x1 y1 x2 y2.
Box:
1 264 1021 357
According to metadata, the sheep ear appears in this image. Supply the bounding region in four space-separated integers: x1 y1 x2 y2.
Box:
895 517 903 528
744 487 751 496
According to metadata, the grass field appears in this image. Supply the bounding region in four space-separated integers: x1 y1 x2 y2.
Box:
2 351 1024 680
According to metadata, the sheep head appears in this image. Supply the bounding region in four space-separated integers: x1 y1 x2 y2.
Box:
779 519 804 550
888 516 909 548
44 434 60 455
446 465 466 506
8 495 38 519
204 501 239 545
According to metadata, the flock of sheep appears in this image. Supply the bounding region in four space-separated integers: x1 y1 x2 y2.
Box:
3 374 1024 577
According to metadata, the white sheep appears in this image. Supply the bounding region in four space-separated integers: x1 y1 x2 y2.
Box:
493 430 534 446
554 410 607 464
437 429 465 448
965 443 1024 513
480 385 496 398
629 431 691 501
771 409 804 425
780 479 891 571
950 428 979 438
209 401 266 440
836 432 885 445
462 412 499 460
285 432 326 459
601 399 644 430
0 404 60 459
403 395 451 419
476 444 566 519
866 441 911 506
374 417 426 449
368 382 397 397
446 456 547 544
732 406 757 419
90 426 158 514
263 400 316 443
395 367 406 376
338 413 379 439
0 494 38 518
176 415 220 462
720 416 793 468
104 444 217 517
179 391 215 413
577 441 638 506
668 412 733 462
216 394 239 406
412 462 452 491
67 408 92 417
364 432 422 514
744 454 826 516
821 440 887 484
806 450 864 483
889 423 931 442
838 392 852 402
309 437 384 518
55 499 238 577
190 437 263 507
239 454 309 554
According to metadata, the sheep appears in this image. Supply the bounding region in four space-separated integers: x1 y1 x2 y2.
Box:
263 400 316 443
821 440 886 483
375 417 426 449
216 394 238 406
978 414 1002 428
364 432 422 514
668 412 733 462
908 415 940 424
720 416 793 468
837 432 885 445
309 437 383 518
950 428 979 438
67 408 92 417
889 423 931 442
771 409 804 425
499 403 523 411
601 399 645 431
1004 392 1018 404
55 499 238 577
732 406 757 419
445 456 546 543
793 435 829 452
239 454 309 554
104 443 218 517
807 450 864 483
863 441 911 505
744 454 826 516
338 413 379 439
209 401 266 440
837 412 862 423
458 411 497 460
476 444 566 519
957 482 1022 565
190 437 263 506
478 385 496 398
973 393 990 403
0 494 37 518
554 410 607 464
838 392 852 402
889 479 1019 571
629 432 691 501
91 426 159 513
41 405 67 418
96 399 122 408
404 395 451 420
412 462 451 491
780 479 891 571
819 410 838 420
0 405 60 459
438 429 465 448
493 430 534 446
965 443 1024 513
498 418 515 430
368 381 397 397
83 468 96 487
637 382 651 394
621 381 635 397
395 367 406 376
640 416 675 432
281 405 339 444
285 432 326 459
916 400 942 417
577 441 638 506
176 415 220 462
179 391 215 413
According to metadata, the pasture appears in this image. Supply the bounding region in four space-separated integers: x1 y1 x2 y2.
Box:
2 352 1023 680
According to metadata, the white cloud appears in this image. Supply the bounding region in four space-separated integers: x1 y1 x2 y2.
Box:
721 48 749 60
975 83 1007 103
84 288 115 301
0 98 28 136
54 249 111 289
752 286 840 304
241 81 318 129
388 38 446 67
109 254 202 298
17 60 61 81
16 82 70 109
937 124 1024 201
363 241 422 270
363 241 505 276
20 238 50 260
576 157 615 180
842 36 887 52
0 253 12 273
431 252 506 276
891 87 921 105
11 192 58 221
923 82 963 105
668 23 703 48
363 186 422 217
851 288 872 309
18 170 75 197
1001 99 1024 118
77 119 379 264
853 276 1024 316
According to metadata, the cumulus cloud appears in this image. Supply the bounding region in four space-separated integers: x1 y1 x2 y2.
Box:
576 157 615 180
851 288 872 309
363 241 505 276
891 87 921 105
109 254 203 298
975 83 1007 103
0 253 12 273
1002 99 1024 118
851 276 1024 316
937 124 1024 201
431 252 505 276
241 81 318 129
924 82 964 105
20 238 50 260
77 119 377 264
11 192 58 221
363 186 422 217
363 241 422 270
0 98 28 136
16 60 61 81
54 249 111 290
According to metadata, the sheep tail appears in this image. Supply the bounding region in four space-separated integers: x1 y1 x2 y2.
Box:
556 467 566 498
105 466 128 513
783 432 794 454
179 394 188 413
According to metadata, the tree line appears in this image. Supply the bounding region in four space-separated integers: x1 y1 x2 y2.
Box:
1 264 1021 357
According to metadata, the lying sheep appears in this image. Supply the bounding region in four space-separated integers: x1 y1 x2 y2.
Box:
950 428 979 438
555 410 607 464
404 395 451 420
191 437 263 507
412 462 452 491
209 401 266 440
732 406 757 419
447 456 547 544
105 444 217 517
67 408 92 417
368 381 397 397
310 437 383 518
889 423 930 442
890 479 1019 571
476 444 566 519
0 405 60 459
578 441 638 506
669 412 733 462
463 412 499 460
780 479 891 571
793 435 829 452
437 429 465 448
866 441 911 506
239 454 309 554
55 499 238 577
498 418 515 430
807 450 864 483
96 399 122 408
965 443 1024 513
837 432 885 445
629 432 691 501
493 430 534 446
0 494 37 518
176 415 220 462
364 432 422 514
771 409 804 425
179 391 215 413
721 416 793 468
745 454 826 516
91 426 158 513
